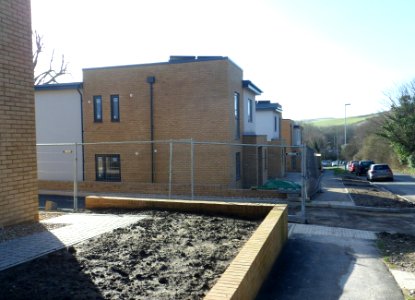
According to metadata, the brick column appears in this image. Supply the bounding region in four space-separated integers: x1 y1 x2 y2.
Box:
0 0 39 226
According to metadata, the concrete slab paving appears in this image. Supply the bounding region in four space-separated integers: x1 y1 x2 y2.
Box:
0 213 147 271
390 269 415 291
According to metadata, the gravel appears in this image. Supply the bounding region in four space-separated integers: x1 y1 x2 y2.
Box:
0 212 66 243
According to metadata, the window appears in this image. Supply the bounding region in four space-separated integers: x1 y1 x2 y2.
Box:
95 154 121 181
93 96 103 122
247 99 253 123
235 152 241 181
111 95 120 122
234 92 240 139
274 116 278 132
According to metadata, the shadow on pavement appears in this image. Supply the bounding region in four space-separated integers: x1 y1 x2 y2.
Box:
256 233 403 300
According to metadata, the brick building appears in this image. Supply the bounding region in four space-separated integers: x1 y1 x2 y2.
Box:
255 101 285 178
0 0 39 226
281 119 303 172
81 56 266 191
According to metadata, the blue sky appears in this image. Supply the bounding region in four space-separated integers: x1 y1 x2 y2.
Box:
31 0 415 120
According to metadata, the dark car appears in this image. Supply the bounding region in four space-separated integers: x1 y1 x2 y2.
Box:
356 160 375 176
367 164 394 181
347 160 359 173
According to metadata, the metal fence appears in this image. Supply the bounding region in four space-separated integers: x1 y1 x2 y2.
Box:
37 140 321 221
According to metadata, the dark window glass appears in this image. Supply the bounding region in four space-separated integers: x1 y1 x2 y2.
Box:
111 95 120 122
95 154 121 181
236 152 241 181
93 96 103 122
234 92 240 139
248 99 253 123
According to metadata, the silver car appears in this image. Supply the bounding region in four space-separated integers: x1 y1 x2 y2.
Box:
367 164 394 182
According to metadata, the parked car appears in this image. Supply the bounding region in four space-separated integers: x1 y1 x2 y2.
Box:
331 160 339 167
356 160 375 176
367 164 394 181
347 161 359 173
321 160 332 167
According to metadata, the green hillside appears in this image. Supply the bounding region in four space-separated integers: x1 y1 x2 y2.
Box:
302 113 380 127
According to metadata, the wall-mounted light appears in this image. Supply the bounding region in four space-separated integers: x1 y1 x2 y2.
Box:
130 93 133 98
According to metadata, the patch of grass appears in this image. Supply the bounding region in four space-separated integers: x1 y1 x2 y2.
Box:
396 167 415 176
303 115 375 127
333 167 348 175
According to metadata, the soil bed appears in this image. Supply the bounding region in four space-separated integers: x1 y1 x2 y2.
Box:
378 232 415 274
342 175 415 208
0 210 260 299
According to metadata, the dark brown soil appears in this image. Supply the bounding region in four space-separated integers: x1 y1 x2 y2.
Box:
342 176 415 208
0 210 259 300
378 232 415 274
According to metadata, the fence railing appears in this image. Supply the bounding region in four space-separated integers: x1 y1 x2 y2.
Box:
37 140 321 222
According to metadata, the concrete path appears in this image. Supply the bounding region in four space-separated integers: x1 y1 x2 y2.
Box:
312 170 355 206
0 213 147 271
257 224 403 300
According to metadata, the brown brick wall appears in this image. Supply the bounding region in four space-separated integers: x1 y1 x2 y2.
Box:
282 119 302 172
268 139 285 178
242 135 268 188
0 0 39 226
83 59 244 188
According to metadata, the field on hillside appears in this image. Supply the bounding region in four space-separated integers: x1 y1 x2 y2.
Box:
302 114 378 127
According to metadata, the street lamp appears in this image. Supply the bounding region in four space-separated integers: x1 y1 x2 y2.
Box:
344 103 351 169
344 103 351 146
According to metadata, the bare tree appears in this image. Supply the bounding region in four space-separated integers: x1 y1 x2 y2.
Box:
33 31 69 85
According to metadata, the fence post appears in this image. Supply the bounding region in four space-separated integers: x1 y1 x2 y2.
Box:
169 140 173 199
190 138 194 200
73 143 78 211
300 144 307 223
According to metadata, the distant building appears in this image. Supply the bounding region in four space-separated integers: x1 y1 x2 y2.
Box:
36 56 289 193
282 119 303 172
255 100 282 141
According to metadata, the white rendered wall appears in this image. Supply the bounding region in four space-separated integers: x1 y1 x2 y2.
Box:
256 110 281 141
35 89 83 181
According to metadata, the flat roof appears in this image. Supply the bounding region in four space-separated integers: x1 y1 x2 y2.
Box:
256 100 282 112
83 56 243 72
35 82 83 91
242 80 262 95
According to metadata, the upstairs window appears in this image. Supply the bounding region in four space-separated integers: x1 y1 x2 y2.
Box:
274 116 278 132
111 95 120 122
248 99 253 123
93 95 102 122
234 92 240 139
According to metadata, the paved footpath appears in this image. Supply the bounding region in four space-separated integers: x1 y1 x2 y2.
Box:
0 213 147 271
258 223 404 300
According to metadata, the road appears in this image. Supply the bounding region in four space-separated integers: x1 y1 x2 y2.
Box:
374 173 415 202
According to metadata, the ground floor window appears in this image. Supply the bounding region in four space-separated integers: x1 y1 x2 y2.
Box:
236 152 241 181
95 154 121 181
